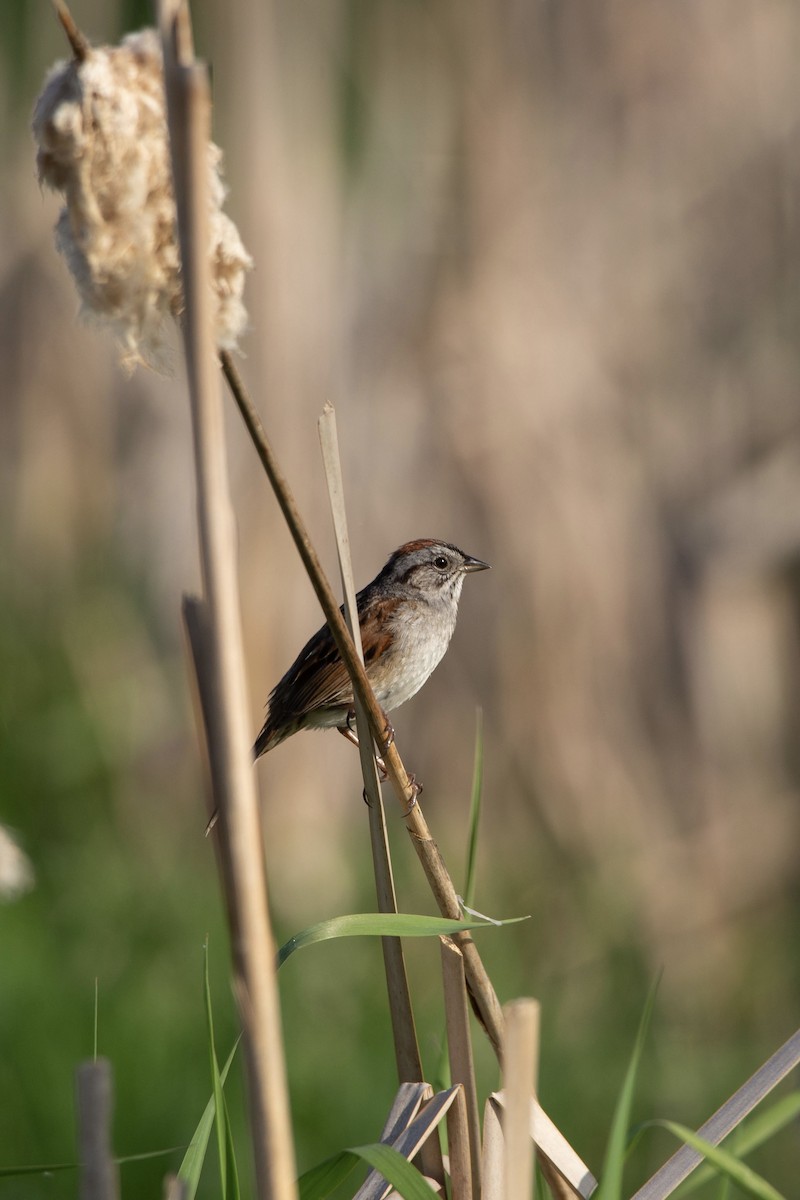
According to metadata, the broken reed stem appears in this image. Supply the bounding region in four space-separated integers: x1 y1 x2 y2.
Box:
220 349 506 1059
76 1059 119 1200
53 0 91 61
502 1000 540 1200
318 404 424 1087
158 6 296 1199
441 938 482 1197
446 1086 473 1200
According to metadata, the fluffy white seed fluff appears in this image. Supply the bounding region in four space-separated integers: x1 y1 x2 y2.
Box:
32 29 252 372
0 826 34 901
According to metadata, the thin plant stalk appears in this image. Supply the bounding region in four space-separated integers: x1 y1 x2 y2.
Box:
441 937 482 1197
318 405 446 1191
318 403 424 1087
158 5 296 1198
502 1000 540 1200
76 1059 119 1200
219 349 505 1058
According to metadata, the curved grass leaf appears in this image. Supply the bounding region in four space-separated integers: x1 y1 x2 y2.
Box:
652 1120 786 1200
179 1036 241 1198
299 1143 437 1200
196 940 240 1200
350 1144 443 1200
298 1150 361 1200
0 1162 77 1177
671 1091 800 1197
278 912 527 967
0 1145 186 1181
464 708 484 909
594 979 659 1200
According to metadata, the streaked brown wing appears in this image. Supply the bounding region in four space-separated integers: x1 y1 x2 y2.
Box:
268 590 401 720
269 624 351 719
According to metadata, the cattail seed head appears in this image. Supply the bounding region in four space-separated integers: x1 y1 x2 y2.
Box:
33 29 251 372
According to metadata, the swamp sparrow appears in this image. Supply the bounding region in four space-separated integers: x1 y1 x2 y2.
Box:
254 539 489 758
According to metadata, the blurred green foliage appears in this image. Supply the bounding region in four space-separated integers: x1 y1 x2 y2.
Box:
1 546 797 1196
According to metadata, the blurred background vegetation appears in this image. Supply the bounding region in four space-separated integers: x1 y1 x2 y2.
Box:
2 0 799 1195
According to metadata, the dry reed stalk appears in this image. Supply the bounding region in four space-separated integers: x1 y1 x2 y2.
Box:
489 1093 595 1199
318 404 423 1083
355 1085 462 1200
219 349 506 1058
502 1000 540 1200
162 1175 188 1200
480 1097 504 1200
157 4 295 1198
318 404 446 1190
630 1027 800 1200
53 0 90 61
441 937 482 1196
76 1059 119 1200
446 1085 473 1200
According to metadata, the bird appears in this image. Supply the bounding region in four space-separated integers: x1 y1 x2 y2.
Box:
254 538 490 760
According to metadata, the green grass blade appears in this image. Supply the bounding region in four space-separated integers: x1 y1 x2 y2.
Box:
202 940 240 1200
654 1120 786 1200
0 1162 78 1177
350 1143 443 1200
464 708 484 909
297 1150 360 1200
594 979 658 1200
299 1137 456 1200
179 1036 241 1197
277 911 527 966
672 1092 800 1197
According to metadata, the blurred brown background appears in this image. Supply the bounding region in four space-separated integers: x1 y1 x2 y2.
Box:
2 0 799 1193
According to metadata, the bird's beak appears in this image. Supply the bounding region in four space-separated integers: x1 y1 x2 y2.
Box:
463 555 490 573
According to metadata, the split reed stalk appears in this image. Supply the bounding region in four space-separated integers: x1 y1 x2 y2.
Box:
158 5 296 1198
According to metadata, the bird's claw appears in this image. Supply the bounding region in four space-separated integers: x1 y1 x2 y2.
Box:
402 774 422 816
381 715 395 754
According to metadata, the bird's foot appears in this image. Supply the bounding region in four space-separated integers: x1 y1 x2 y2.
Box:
338 714 360 749
380 713 395 754
402 774 422 816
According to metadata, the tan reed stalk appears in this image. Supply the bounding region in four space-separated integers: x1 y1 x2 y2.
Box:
53 0 90 60
163 1175 188 1200
480 1096 504 1200
502 999 540 1200
318 404 447 1191
219 349 506 1059
76 1059 119 1200
158 5 296 1198
318 404 424 1084
446 1085 473 1200
441 937 482 1196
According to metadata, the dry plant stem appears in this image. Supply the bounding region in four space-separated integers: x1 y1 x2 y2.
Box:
480 1098 504 1200
446 1086 473 1200
630 1026 800 1200
318 407 445 1190
53 0 90 61
502 1000 540 1200
537 1158 579 1200
441 938 482 1197
318 405 423 1086
158 6 296 1199
220 349 505 1058
163 1176 189 1200
76 1059 119 1200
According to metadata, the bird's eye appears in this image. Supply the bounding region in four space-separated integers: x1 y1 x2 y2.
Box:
434 555 448 570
